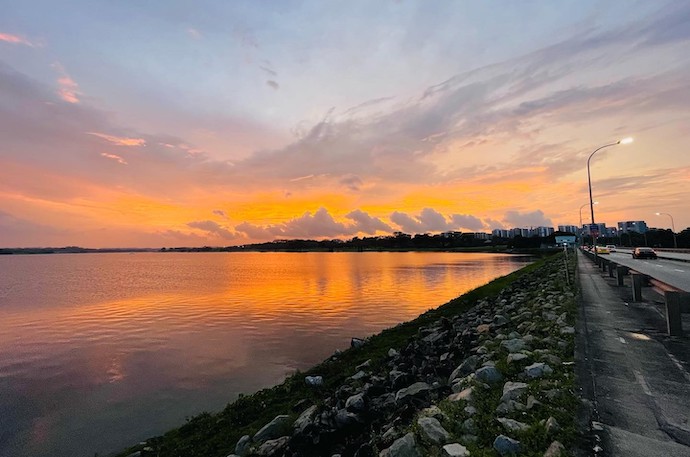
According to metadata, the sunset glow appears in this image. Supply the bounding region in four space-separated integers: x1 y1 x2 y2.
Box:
1 1 689 247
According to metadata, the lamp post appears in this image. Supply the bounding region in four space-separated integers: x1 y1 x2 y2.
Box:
656 212 677 248
587 137 633 257
580 201 598 246
580 201 598 229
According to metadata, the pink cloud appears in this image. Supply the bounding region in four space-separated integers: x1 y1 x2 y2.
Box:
0 32 33 47
88 132 146 147
52 63 81 103
100 152 127 164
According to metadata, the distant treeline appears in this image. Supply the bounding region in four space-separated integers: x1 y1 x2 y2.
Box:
160 231 574 253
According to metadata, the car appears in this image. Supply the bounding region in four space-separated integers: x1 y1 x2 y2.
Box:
632 247 657 259
605 245 617 252
595 246 610 254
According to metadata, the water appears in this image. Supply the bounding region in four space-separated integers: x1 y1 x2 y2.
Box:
0 251 531 456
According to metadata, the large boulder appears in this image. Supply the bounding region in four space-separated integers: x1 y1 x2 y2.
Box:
395 382 431 402
253 415 291 443
493 434 521 456
500 381 528 403
256 436 290 456
448 355 479 383
525 362 553 379
379 432 422 457
417 416 450 445
475 366 503 384
442 443 470 457
234 434 251 456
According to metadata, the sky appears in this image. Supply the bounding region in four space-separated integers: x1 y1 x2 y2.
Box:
1 1 689 248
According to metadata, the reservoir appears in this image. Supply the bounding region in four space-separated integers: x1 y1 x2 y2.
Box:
0 251 531 456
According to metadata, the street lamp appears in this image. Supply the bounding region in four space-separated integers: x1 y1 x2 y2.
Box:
587 137 633 256
580 201 598 229
656 212 677 248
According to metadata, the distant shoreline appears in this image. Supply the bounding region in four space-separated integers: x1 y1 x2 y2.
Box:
0 246 551 255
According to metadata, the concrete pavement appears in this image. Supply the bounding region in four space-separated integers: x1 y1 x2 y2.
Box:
576 250 690 457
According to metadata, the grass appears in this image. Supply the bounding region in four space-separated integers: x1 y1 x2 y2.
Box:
114 253 565 457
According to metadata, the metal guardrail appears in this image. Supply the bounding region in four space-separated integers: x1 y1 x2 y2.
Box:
581 249 690 336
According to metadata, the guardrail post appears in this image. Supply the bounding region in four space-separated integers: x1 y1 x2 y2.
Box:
616 266 628 286
664 291 690 336
608 262 616 278
631 273 643 302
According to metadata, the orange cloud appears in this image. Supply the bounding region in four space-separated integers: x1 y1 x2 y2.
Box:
89 132 146 147
0 32 33 46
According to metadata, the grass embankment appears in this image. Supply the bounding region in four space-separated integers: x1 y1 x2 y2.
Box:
118 252 575 457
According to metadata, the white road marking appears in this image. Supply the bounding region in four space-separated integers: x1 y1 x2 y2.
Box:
633 370 653 396
666 352 690 383
674 269 685 272
618 337 627 344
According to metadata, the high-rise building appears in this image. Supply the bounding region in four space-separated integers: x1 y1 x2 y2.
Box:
617 221 648 233
534 226 555 237
492 229 511 238
558 225 579 234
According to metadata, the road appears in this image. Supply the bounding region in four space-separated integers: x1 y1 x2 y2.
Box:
601 251 690 291
613 248 690 263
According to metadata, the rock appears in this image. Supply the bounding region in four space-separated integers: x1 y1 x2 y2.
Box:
351 370 368 380
448 355 479 383
253 415 291 443
525 362 553 378
351 337 366 348
380 432 422 457
335 408 362 428
442 443 471 456
560 326 575 335
305 375 323 386
256 436 290 456
389 370 410 389
417 416 450 444
448 387 473 402
541 354 562 366
493 435 521 456
493 315 510 327
497 417 529 432
462 418 476 434
475 366 503 384
545 416 560 433
452 374 475 393
395 382 431 402
501 338 527 353
476 324 491 333
526 395 542 410
543 440 566 457
293 405 318 433
500 381 528 403
475 346 489 355
388 348 399 357
382 426 400 443
346 393 366 412
235 434 252 456
463 405 477 416
496 400 525 414
506 353 528 364
356 359 372 370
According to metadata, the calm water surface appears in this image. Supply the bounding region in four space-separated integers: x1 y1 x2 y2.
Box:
0 252 531 456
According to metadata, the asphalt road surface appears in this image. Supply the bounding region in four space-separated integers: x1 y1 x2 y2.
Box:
602 251 690 292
